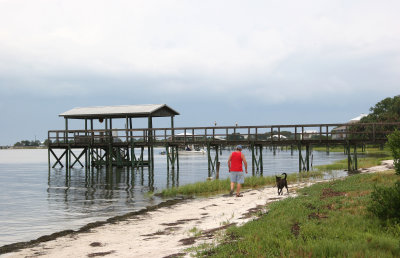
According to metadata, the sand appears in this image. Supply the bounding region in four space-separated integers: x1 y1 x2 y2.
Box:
3 160 394 258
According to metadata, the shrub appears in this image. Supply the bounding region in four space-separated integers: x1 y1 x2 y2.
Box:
387 130 400 175
368 181 400 223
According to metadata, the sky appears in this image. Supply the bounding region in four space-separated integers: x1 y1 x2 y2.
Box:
0 0 399 145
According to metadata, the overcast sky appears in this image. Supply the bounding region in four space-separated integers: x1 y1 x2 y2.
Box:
0 0 399 145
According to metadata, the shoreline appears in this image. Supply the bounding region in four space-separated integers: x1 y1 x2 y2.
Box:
1 160 394 257
0 197 192 255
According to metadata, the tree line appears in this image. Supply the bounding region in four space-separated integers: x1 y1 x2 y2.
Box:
13 139 50 147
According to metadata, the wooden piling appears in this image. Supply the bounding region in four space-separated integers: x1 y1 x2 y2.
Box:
216 161 220 179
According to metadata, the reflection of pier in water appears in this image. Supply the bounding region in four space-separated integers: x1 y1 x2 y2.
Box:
48 104 400 173
48 166 180 207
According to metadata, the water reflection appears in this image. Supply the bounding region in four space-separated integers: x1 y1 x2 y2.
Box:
166 168 179 188
47 166 181 207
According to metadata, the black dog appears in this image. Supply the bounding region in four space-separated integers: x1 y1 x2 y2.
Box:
276 173 288 195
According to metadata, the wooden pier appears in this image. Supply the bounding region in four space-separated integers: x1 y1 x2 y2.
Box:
47 105 400 173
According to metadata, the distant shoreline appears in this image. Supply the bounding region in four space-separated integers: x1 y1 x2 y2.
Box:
0 146 46 150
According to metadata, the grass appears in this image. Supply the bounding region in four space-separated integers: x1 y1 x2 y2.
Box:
201 171 400 257
189 227 202 237
312 145 390 154
159 146 392 198
312 145 347 152
158 171 324 198
314 146 392 171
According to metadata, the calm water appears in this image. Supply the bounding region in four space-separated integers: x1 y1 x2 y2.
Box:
0 148 347 246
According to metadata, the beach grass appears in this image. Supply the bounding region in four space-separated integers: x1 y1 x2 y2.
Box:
313 147 392 171
312 145 391 154
157 146 392 198
158 171 324 198
201 170 400 257
159 147 392 198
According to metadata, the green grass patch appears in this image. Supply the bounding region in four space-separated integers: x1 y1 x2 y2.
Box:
313 145 392 154
313 145 347 152
202 171 400 257
158 171 324 198
314 157 385 171
314 147 392 171
159 178 231 197
159 147 392 198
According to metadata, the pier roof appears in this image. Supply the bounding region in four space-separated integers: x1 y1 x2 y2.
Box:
59 104 179 119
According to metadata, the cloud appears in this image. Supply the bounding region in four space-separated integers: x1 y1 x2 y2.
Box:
0 0 399 104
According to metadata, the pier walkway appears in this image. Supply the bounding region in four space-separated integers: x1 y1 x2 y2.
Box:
48 122 400 173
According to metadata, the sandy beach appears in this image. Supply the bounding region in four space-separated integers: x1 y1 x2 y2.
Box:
3 160 394 258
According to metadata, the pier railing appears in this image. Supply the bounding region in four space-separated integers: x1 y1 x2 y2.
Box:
48 122 400 147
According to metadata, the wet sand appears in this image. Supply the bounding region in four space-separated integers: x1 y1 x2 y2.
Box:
3 160 394 258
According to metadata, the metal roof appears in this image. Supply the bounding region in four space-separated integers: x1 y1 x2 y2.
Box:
59 104 179 119
350 114 368 123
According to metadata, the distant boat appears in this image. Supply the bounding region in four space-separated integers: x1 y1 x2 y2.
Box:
178 145 206 155
178 149 206 155
159 148 205 155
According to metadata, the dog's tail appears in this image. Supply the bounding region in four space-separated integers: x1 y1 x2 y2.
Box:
282 172 287 179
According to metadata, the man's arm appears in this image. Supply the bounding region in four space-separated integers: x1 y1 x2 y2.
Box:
242 153 248 173
227 154 232 172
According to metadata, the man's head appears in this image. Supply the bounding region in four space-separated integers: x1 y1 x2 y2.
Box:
236 145 242 151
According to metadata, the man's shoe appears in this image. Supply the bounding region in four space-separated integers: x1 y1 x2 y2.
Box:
229 190 234 196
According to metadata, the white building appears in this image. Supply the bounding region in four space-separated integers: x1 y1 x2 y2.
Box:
331 114 368 140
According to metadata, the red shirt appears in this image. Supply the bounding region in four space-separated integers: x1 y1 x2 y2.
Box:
230 151 243 172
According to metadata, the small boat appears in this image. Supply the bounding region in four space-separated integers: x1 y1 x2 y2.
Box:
178 145 206 155
178 149 206 155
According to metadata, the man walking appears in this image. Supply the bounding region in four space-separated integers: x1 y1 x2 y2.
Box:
227 145 248 197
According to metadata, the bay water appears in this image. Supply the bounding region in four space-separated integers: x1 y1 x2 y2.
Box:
0 148 347 246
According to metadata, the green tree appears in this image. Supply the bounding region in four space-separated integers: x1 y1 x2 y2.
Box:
43 139 51 147
21 140 31 146
368 181 400 223
387 130 400 175
361 95 400 123
13 140 42 147
31 140 41 146
357 95 400 141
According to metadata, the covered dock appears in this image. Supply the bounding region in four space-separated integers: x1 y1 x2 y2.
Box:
48 104 180 169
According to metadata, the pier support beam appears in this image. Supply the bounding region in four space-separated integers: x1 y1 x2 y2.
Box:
306 144 311 171
207 144 219 176
251 143 263 175
130 144 146 168
346 143 358 172
166 145 179 170
69 148 86 168
49 148 67 168
298 144 312 172
298 144 303 172
148 116 154 171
